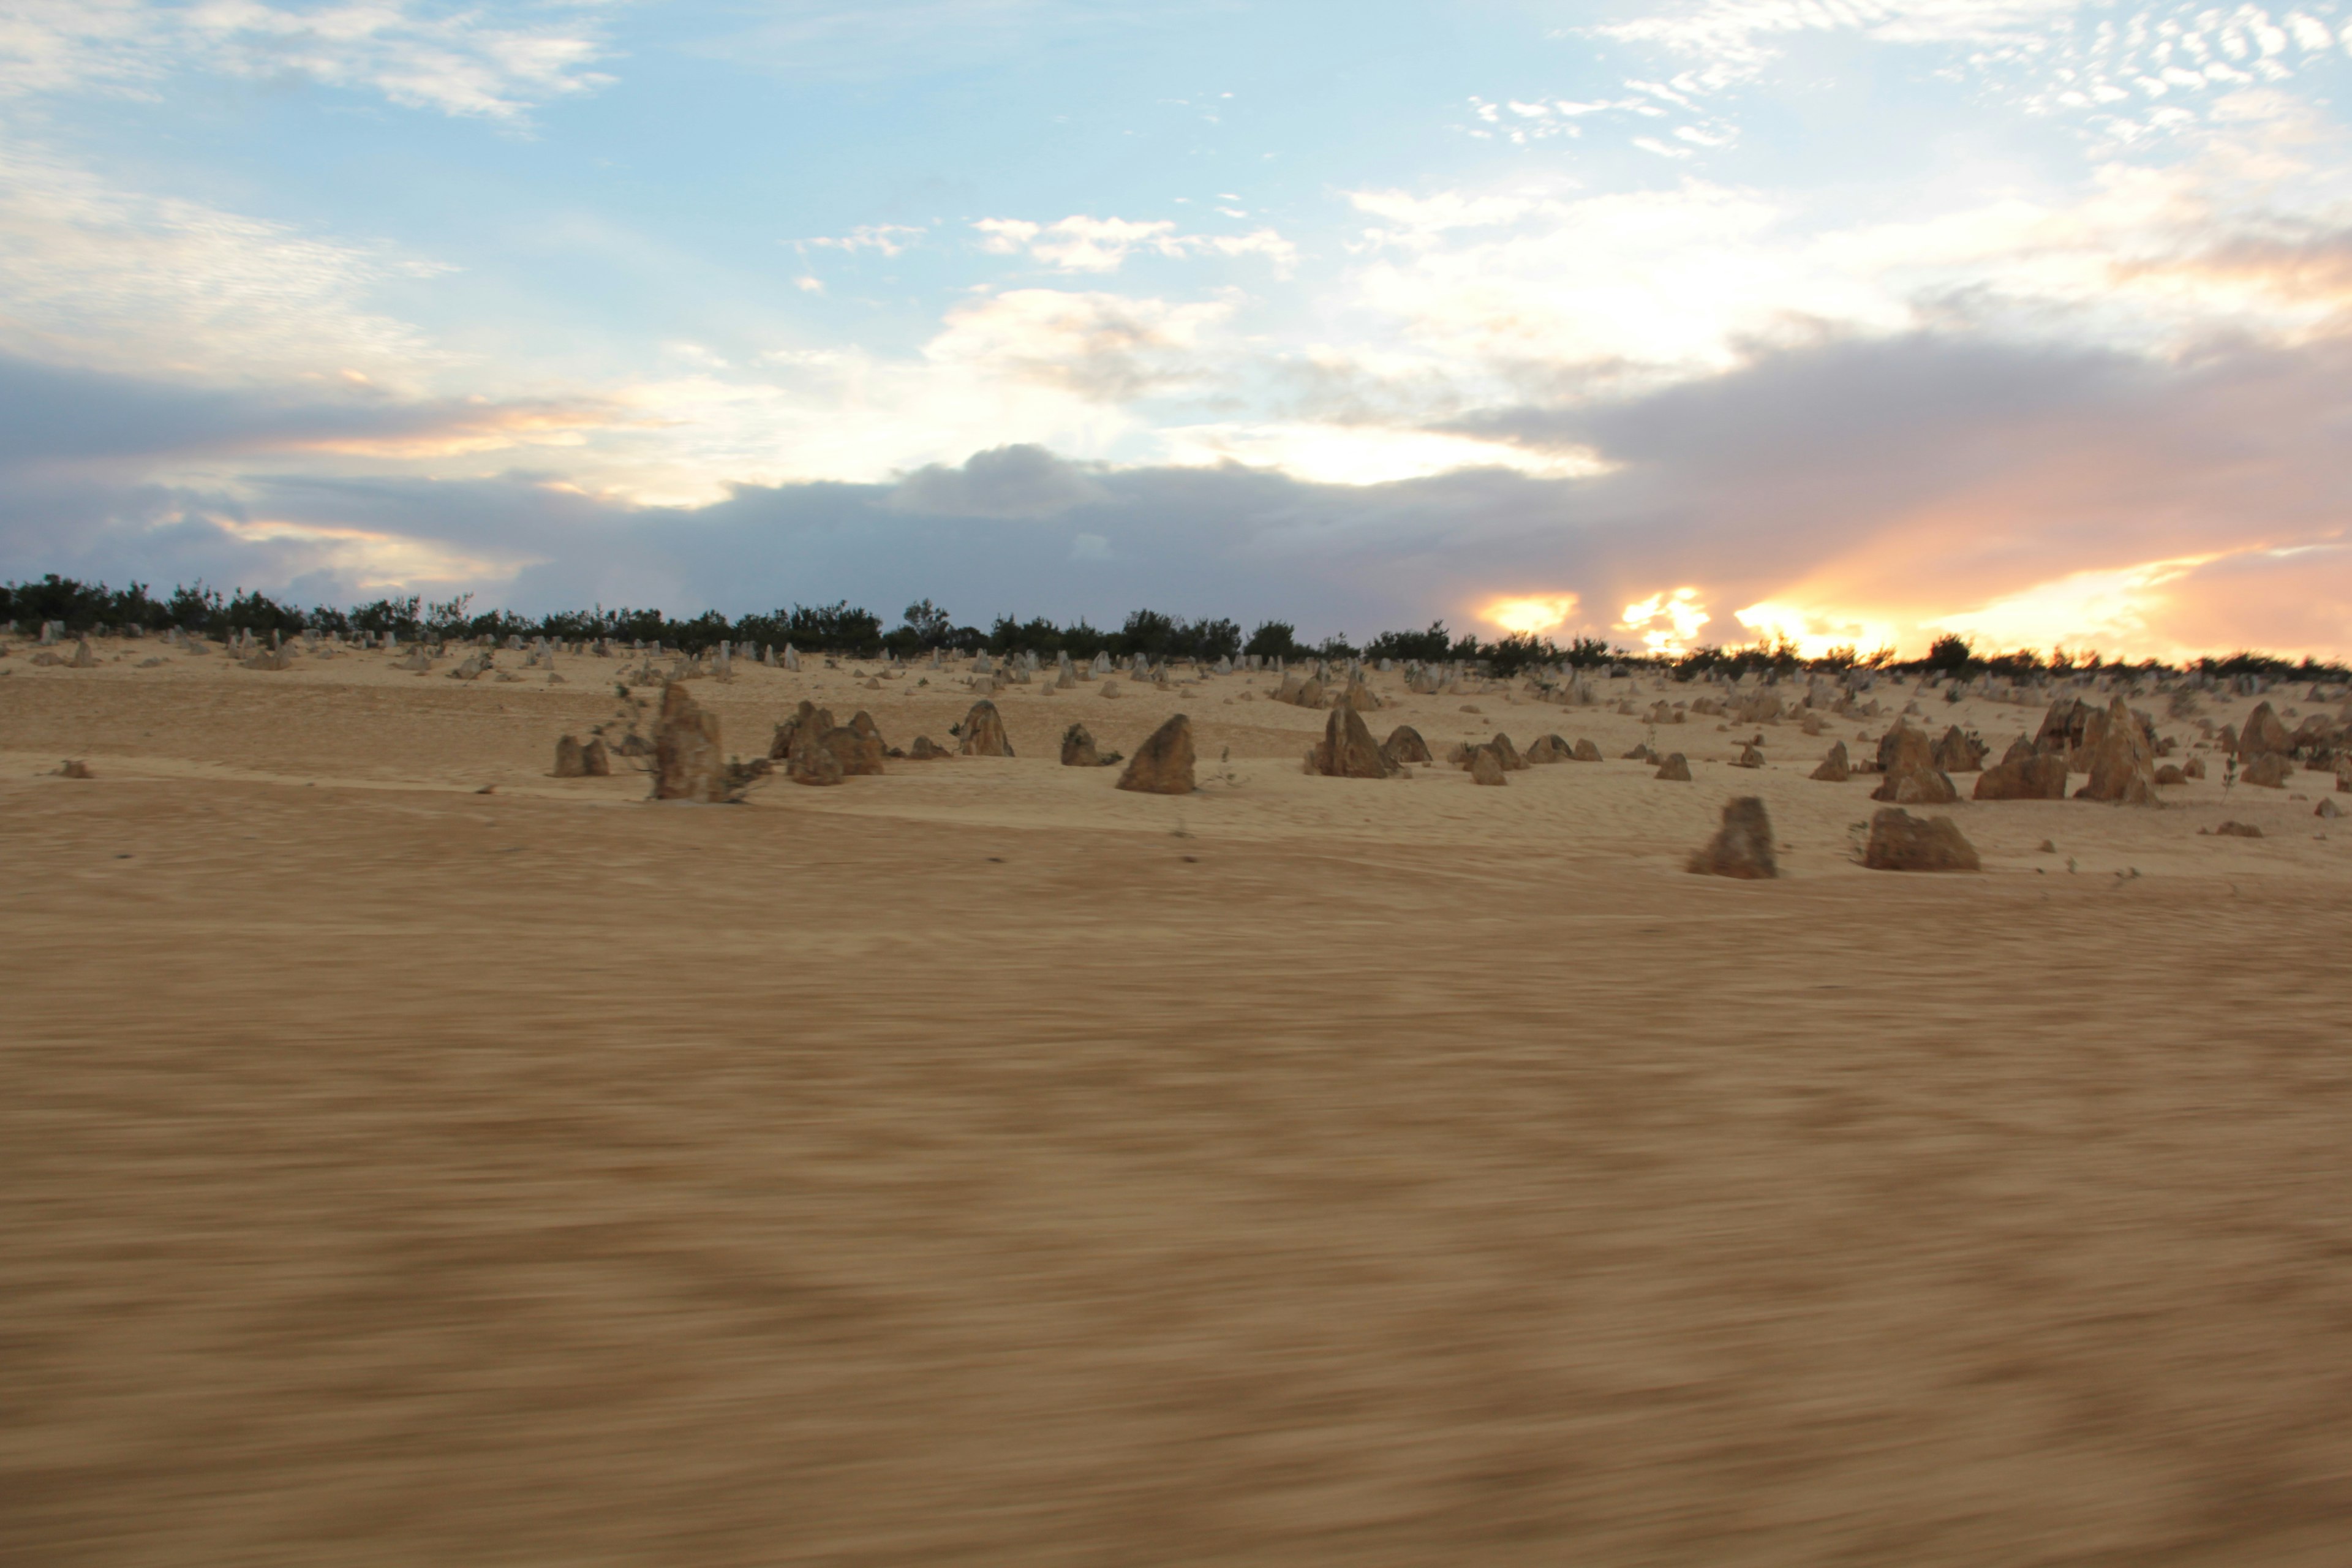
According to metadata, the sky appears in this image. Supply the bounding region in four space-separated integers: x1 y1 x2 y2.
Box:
3 0 2351 658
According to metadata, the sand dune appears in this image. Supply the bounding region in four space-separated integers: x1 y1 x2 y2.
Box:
5 639 2350 1564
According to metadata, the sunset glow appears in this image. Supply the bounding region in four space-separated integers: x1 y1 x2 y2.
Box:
1619 590 1711 656
1480 594 1578 636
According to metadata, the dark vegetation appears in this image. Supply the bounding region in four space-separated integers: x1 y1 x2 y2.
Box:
3 573 2344 679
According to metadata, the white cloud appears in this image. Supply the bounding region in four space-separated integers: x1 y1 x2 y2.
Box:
973 213 1297 276
0 0 612 119
1154 421 1608 485
0 143 444 382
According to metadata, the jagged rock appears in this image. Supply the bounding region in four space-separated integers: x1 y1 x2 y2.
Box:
2034 697 2097 761
1811 741 1850 782
1117 714 1195 794
2238 700 2291 756
581 738 611 776
1295 676 1325 708
1524 734 1571 764
850 710 886 745
1654 753 1692 782
785 727 843 786
1311 706 1397 778
653 683 725 802
959 699 1012 756
1882 767 1958 804
1060 723 1116 767
1570 737 1603 762
906 736 952 760
243 644 295 672
1863 808 1980 872
2239 753 2291 788
1973 755 2067 800
2076 696 2158 803
1687 797 1777 880
1624 743 1658 763
1877 722 1936 776
1381 725 1433 765
767 701 836 760
553 735 589 777
1932 725 1988 772
1733 744 1765 769
820 725 887 775
1487 733 1529 771
1470 747 1507 785
1343 679 1381 712
2000 734 2036 765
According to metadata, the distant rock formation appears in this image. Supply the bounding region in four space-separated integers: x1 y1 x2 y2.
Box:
1654 753 1692 782
1810 741 1850 782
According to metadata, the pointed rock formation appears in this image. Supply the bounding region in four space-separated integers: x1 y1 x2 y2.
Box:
553 735 589 777
1487 733 1529 771
1343 678 1382 712
2238 700 2291 758
1931 725 1988 772
1687 797 1777 879
1524 734 1571 764
1311 706 1397 778
1863 808 1980 872
1381 725 1433 765
1733 744 1765 769
906 736 952 760
1973 754 2067 799
821 725 887 775
958 699 1012 756
1117 714 1195 794
2240 753 2291 788
653 683 725 802
581 737 611 776
2075 696 2158 804
1654 753 1692 782
1570 737 1604 762
1060 723 1116 767
1811 741 1850 782
785 727 843 786
1470 747 1507 785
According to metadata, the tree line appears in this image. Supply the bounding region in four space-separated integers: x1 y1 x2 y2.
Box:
1 573 2342 681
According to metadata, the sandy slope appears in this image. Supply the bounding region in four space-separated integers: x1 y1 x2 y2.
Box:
4 640 2350 1566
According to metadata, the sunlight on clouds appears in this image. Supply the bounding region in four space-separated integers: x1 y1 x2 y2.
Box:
1929 552 2223 662
1481 594 1578 635
210 515 525 587
1158 423 1610 485
1619 587 1709 655
974 216 1297 276
1733 601 1898 660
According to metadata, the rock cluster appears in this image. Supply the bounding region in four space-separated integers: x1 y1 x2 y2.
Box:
1309 707 1397 778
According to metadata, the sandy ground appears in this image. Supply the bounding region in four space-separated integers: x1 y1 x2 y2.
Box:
5 639 2350 1566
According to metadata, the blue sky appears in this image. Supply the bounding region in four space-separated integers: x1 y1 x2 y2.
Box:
6 0 2352 655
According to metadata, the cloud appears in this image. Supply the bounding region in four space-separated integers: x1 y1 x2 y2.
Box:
974 214 1298 276
885 443 1107 517
0 144 444 383
924 287 1231 402
0 350 616 468
0 0 612 119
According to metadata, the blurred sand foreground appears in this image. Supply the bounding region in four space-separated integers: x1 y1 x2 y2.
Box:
5 638 2350 1566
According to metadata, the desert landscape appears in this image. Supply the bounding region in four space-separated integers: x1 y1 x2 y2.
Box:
7 629 2351 1566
